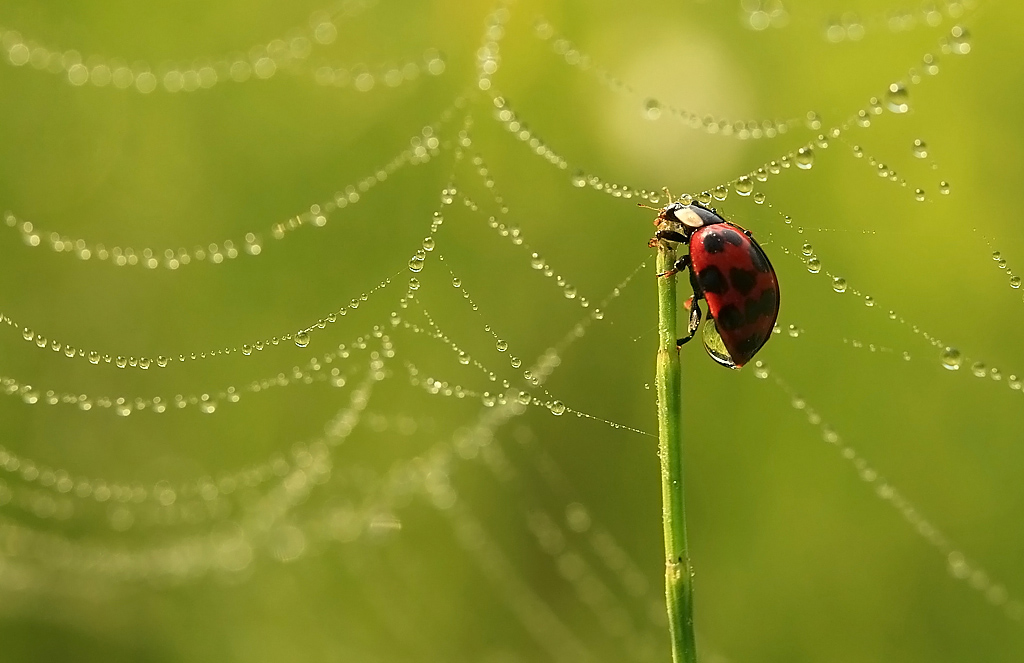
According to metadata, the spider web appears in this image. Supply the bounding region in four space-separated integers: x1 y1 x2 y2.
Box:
0 0 1020 661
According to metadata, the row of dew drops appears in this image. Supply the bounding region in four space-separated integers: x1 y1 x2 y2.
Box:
750 361 1024 620
0 354 382 533
2 120 446 268
0 2 444 94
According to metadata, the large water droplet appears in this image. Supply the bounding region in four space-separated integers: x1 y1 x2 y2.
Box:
912 139 928 158
941 346 962 370
550 400 566 415
294 331 311 348
495 339 508 352
885 83 909 113
949 25 971 55
701 319 737 369
832 277 848 293
734 176 754 196
643 98 662 120
795 147 815 169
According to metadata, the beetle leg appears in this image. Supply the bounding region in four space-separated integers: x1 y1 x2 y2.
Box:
649 228 688 248
677 298 702 348
657 253 691 278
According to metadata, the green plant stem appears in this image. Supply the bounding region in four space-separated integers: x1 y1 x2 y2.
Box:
656 241 698 663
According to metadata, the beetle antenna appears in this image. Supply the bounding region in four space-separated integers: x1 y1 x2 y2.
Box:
662 186 675 203
637 203 661 211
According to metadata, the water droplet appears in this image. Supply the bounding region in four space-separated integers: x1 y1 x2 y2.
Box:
787 324 800 338
1010 275 1021 289
807 258 821 273
517 390 531 405
408 277 420 291
481 392 497 407
408 256 424 272
915 189 926 202
643 98 662 120
531 253 545 270
949 25 971 55
572 171 586 188
939 181 950 195
832 277 848 293
510 356 521 368
294 331 311 348
549 400 566 415
200 401 217 414
701 319 737 368
753 192 766 205
422 237 435 251
912 139 928 158
806 111 822 130
753 361 770 379
801 243 813 256
495 340 508 352
88 351 101 364
795 147 815 169
458 351 470 365
971 361 987 378
886 83 910 113
241 344 252 356
734 176 754 196
941 347 962 370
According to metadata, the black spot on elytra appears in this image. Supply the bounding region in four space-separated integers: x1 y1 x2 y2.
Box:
720 228 744 247
698 265 728 295
748 243 770 273
729 268 758 296
744 288 777 324
717 304 745 331
702 231 726 254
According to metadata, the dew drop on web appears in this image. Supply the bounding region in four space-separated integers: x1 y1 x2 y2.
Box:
885 83 909 113
941 347 962 370
795 146 814 169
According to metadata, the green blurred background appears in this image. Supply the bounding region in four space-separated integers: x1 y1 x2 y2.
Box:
0 0 1022 661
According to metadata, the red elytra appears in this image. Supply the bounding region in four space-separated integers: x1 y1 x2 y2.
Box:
648 201 780 368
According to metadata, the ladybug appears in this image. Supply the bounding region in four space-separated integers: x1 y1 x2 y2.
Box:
646 198 779 368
